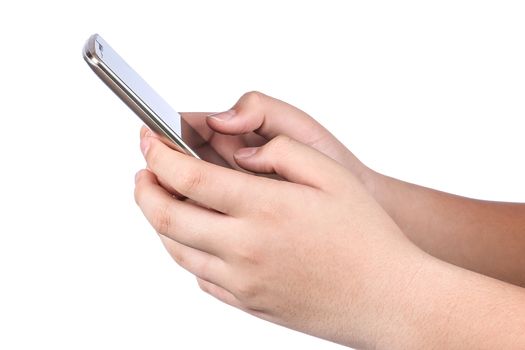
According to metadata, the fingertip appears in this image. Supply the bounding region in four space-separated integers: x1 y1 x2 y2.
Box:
135 169 144 183
206 110 235 122
140 134 151 156
204 114 220 129
205 110 240 134
233 146 273 174
233 147 259 159
135 169 156 184
140 125 149 139
134 170 154 205
141 128 165 157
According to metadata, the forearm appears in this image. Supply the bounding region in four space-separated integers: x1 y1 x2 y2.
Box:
378 256 525 349
364 170 525 286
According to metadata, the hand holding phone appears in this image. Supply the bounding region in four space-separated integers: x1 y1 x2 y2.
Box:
83 34 361 178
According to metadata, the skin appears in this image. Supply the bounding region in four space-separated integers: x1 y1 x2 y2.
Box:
134 91 525 349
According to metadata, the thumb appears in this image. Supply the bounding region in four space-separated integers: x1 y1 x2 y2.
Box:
233 135 346 191
206 91 328 143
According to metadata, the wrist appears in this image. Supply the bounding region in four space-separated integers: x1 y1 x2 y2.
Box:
375 253 525 349
339 236 434 349
358 168 405 226
373 252 443 349
367 248 438 349
357 166 380 196
357 167 391 211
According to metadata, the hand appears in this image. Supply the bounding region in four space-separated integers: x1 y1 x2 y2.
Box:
181 91 373 182
134 128 427 348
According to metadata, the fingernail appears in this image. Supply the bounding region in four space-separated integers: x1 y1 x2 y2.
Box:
207 110 235 122
234 147 258 159
140 136 151 156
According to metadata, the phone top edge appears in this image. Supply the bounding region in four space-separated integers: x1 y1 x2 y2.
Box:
82 34 99 65
82 34 200 159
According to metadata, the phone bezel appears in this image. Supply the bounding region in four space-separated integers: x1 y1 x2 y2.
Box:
83 34 200 158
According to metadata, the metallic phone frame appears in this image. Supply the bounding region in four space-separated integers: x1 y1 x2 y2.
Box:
83 34 200 158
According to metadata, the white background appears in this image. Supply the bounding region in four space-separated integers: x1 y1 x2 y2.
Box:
1 1 524 349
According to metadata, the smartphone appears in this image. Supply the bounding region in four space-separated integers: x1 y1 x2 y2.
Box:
83 33 204 158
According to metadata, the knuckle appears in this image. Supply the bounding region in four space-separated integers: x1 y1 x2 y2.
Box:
194 257 213 281
178 167 205 194
267 135 293 154
255 195 288 221
167 243 185 266
145 142 161 169
152 201 174 235
234 240 264 267
241 90 266 107
197 278 210 293
233 279 261 302
171 251 185 267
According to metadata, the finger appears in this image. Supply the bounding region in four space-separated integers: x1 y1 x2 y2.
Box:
196 278 272 320
200 131 267 171
180 112 256 170
140 125 149 139
140 133 263 215
206 91 331 144
139 130 191 199
196 277 244 309
158 234 229 289
142 120 236 173
134 169 233 255
193 131 247 170
233 135 347 191
180 112 267 149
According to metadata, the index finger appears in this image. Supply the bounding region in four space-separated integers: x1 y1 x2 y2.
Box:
141 132 271 216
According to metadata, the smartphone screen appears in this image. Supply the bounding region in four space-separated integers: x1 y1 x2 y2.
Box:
92 35 183 136
85 34 224 162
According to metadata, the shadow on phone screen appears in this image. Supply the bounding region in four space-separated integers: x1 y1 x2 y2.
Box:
179 114 231 167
